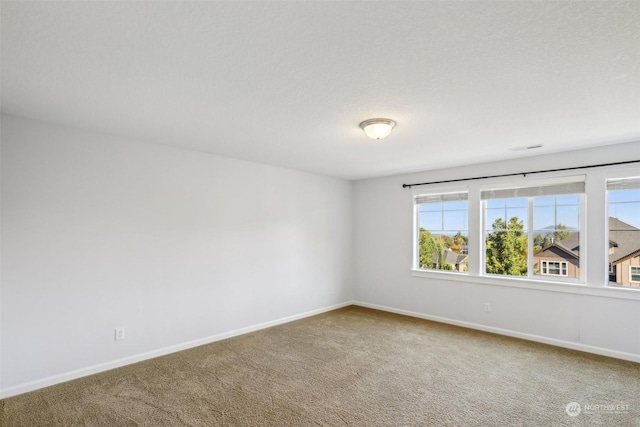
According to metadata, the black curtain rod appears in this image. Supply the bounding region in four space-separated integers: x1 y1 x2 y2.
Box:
402 160 640 188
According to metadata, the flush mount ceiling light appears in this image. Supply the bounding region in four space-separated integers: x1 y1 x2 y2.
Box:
359 118 396 140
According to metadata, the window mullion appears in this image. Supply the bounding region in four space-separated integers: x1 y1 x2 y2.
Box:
468 183 482 276
528 197 534 278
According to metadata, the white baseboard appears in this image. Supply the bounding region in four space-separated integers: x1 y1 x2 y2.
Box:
352 301 640 364
0 301 352 399
4 299 636 399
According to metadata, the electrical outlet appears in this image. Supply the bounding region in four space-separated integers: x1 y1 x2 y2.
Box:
115 328 125 341
484 303 491 312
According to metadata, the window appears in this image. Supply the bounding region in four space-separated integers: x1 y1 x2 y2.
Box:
482 179 584 280
415 191 468 273
607 175 640 287
541 260 568 276
410 169 640 293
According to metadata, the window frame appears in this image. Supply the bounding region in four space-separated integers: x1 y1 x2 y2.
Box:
410 169 640 300
631 266 640 283
413 186 470 274
480 176 585 284
606 169 640 288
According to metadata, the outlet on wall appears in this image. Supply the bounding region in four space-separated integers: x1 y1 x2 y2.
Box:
115 328 125 341
484 303 491 312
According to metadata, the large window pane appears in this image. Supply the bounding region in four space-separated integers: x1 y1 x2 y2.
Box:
532 195 581 279
483 183 583 280
607 182 640 287
417 194 469 273
485 200 528 276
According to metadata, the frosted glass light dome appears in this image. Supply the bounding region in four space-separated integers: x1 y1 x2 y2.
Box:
359 118 396 140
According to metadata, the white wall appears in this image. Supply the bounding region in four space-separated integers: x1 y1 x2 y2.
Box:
354 141 640 360
2 113 637 399
0 114 353 396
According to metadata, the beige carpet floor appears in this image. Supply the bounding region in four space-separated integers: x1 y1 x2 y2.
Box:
1 305 639 426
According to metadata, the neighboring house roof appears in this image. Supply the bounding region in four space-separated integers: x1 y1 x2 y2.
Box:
609 217 640 264
443 249 468 266
551 233 580 259
535 217 640 265
432 249 468 266
535 243 579 261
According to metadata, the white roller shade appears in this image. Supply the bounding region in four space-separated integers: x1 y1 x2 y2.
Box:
481 179 585 200
414 192 468 205
606 176 640 191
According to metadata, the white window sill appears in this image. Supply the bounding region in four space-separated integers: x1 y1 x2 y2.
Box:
411 269 640 301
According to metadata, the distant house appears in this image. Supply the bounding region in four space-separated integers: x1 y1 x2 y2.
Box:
533 233 580 278
432 248 468 272
533 217 640 287
608 217 640 287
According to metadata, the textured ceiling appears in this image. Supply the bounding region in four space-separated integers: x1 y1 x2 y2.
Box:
2 1 639 180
